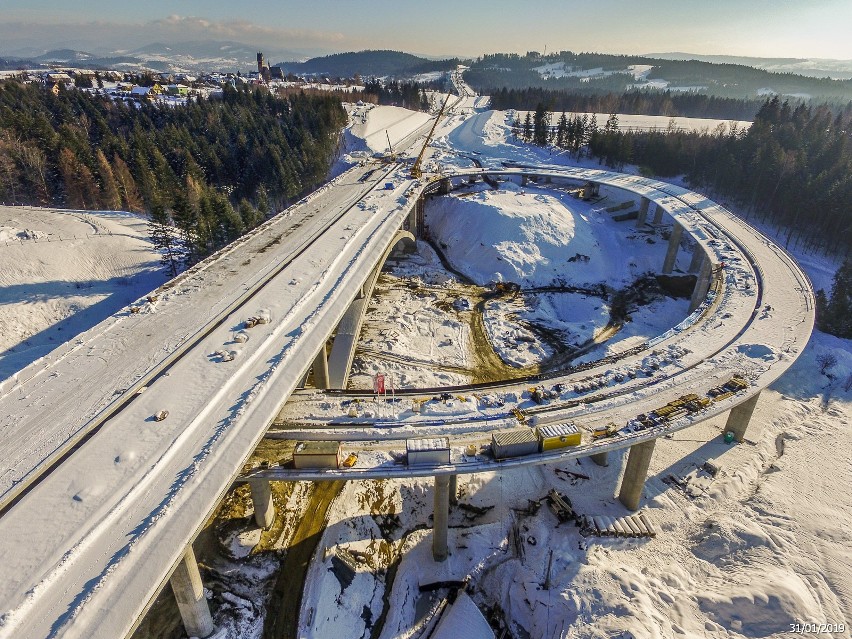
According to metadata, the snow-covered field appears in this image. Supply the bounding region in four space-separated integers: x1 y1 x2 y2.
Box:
0 206 163 378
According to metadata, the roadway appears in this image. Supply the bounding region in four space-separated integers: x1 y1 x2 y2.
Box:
263 167 814 480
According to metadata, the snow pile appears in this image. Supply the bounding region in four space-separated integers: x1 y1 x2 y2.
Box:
426 186 606 288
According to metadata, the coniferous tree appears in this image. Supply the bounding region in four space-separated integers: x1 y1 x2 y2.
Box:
95 149 122 211
532 102 550 146
819 259 852 338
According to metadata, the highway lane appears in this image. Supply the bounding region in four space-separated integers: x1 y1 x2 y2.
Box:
0 161 402 514
264 167 813 481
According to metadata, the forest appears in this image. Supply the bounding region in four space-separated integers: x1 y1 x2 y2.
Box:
0 81 347 271
490 87 765 120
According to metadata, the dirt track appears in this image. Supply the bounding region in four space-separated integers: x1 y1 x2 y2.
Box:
263 480 345 639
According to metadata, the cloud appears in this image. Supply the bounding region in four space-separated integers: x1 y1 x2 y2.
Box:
0 15 346 55
150 15 345 47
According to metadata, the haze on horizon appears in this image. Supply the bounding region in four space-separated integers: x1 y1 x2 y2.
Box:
1 0 850 61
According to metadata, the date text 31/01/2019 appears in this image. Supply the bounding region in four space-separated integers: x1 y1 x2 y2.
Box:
789 623 845 634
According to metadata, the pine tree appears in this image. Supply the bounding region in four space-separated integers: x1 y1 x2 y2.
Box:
522 112 533 142
148 202 183 277
112 155 144 212
532 103 550 146
95 149 122 211
820 259 852 338
555 112 568 148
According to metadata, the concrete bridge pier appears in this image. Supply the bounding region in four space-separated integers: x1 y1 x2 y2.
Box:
724 392 761 442
438 179 451 195
688 257 713 313
590 451 609 466
248 479 276 529
618 439 657 510
449 473 458 505
170 547 215 638
312 343 330 389
521 174 529 187
688 244 705 273
432 475 450 561
651 203 664 225
636 197 651 227
662 223 684 274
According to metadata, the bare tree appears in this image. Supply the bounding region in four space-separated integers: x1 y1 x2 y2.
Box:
817 352 838 375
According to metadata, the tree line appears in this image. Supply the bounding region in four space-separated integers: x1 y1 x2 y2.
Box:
491 87 766 121
0 81 347 273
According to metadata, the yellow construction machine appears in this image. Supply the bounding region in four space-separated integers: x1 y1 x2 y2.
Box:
411 93 452 179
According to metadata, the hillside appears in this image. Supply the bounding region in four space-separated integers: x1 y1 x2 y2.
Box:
647 52 852 80
278 49 458 78
464 51 852 101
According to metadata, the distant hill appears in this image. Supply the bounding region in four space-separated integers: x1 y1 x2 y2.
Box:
278 50 458 78
0 57 42 71
647 52 852 80
0 42 306 74
32 49 97 63
464 51 852 102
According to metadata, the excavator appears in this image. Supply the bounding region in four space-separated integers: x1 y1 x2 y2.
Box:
410 92 453 179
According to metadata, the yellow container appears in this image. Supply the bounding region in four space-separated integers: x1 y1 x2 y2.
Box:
537 423 581 450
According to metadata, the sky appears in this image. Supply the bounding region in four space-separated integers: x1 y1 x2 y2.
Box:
0 0 850 61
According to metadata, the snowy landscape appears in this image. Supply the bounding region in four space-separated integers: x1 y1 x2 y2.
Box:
0 65 849 639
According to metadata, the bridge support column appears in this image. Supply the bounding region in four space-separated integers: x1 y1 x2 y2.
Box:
688 244 705 273
651 203 664 225
249 479 275 529
439 179 451 195
313 343 330 390
521 174 528 187
724 392 761 443
407 206 417 236
170 547 215 639
590 451 609 467
688 256 713 313
432 475 450 561
618 439 656 510
662 223 684 274
449 473 458 505
636 197 650 227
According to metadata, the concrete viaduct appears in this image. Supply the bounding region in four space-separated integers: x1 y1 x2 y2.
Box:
0 162 812 639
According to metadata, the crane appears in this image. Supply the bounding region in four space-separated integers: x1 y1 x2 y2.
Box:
411 92 453 179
